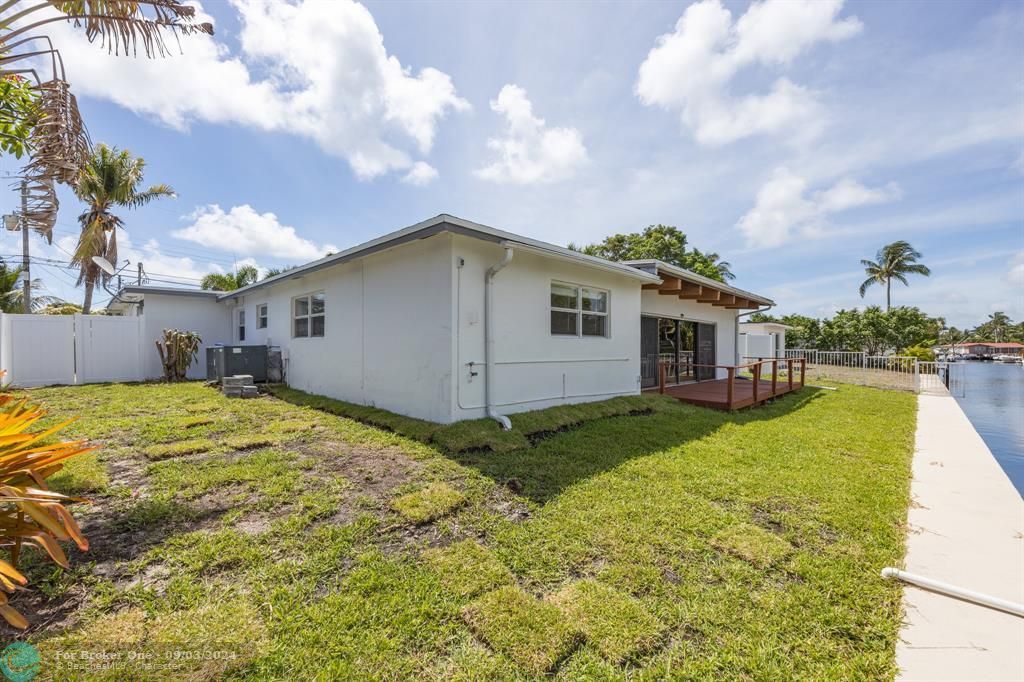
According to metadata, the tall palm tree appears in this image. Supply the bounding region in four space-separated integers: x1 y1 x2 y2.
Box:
73 144 175 313
983 311 1012 342
859 241 931 311
0 258 61 313
200 265 259 292
0 1 213 241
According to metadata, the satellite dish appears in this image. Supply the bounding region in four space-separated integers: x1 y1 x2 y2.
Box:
92 256 117 276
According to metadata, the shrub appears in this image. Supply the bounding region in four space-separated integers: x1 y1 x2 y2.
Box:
0 384 93 628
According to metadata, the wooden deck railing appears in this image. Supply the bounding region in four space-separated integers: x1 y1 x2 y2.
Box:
658 357 806 408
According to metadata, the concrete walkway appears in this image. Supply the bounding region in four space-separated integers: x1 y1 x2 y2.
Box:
896 394 1024 681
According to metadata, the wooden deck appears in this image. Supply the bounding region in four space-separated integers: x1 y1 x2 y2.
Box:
649 358 806 410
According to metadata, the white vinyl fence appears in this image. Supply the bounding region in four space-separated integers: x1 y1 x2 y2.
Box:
783 349 952 394
0 313 144 387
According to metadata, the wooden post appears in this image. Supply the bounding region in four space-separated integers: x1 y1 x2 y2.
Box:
659 361 666 395
753 362 760 404
788 358 794 391
726 366 734 408
800 358 806 387
771 359 778 396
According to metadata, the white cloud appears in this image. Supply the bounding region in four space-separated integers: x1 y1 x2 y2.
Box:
1008 251 1024 287
737 168 900 248
37 0 468 180
401 162 439 186
173 205 336 261
636 0 861 145
475 84 588 184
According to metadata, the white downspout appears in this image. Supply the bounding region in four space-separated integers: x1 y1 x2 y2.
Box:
485 245 514 430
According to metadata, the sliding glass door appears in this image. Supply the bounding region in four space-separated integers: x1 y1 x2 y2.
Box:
640 317 701 388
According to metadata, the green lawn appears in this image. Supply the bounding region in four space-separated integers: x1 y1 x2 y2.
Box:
9 381 916 680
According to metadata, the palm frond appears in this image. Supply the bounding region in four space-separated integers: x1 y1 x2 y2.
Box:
125 183 175 208
3 1 214 59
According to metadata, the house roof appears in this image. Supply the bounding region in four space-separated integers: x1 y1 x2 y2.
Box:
624 259 774 308
218 214 661 300
740 321 793 331
107 215 778 309
951 342 1024 349
106 285 221 312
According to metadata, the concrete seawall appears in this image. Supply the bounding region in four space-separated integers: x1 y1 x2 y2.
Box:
895 394 1024 681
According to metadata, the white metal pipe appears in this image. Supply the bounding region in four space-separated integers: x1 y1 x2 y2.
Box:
484 246 514 430
881 567 1024 618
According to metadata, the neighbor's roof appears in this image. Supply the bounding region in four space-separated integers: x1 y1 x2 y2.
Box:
219 214 661 300
950 341 1024 349
105 285 221 311
623 259 775 307
739 321 793 331
117 285 220 299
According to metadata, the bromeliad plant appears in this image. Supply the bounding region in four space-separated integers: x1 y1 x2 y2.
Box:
0 380 92 629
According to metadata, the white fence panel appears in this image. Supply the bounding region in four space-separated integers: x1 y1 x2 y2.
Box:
75 314 144 384
0 313 76 386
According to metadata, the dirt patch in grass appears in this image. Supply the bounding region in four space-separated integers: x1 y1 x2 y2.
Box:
312 442 421 500
143 438 215 461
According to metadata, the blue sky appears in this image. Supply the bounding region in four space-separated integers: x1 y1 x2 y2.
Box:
1 0 1021 326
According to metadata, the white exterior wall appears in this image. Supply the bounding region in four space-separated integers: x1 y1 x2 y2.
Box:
138 294 232 379
639 290 738 379
738 323 787 357
739 333 774 361
228 234 455 423
451 235 642 420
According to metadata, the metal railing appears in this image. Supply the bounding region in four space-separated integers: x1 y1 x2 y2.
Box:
783 350 953 394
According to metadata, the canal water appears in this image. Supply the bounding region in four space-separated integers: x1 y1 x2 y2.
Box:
952 361 1024 496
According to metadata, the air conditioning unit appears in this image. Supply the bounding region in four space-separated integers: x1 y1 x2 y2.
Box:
206 345 268 383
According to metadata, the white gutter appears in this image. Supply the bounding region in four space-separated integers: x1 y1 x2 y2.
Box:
485 245 514 430
881 567 1024 618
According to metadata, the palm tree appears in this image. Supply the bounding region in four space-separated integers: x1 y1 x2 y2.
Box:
691 249 735 281
0 1 213 241
73 144 175 313
983 311 1012 342
200 265 259 292
859 241 931 311
0 258 62 313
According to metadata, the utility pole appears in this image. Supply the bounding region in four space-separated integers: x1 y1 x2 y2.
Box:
20 180 29 314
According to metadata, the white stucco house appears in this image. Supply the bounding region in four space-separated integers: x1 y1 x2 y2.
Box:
108 215 774 425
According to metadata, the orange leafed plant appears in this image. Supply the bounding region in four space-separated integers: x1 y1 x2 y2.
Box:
0 376 92 629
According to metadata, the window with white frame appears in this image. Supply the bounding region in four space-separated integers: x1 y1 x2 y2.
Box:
550 282 609 337
293 292 325 338
237 309 246 342
256 303 268 329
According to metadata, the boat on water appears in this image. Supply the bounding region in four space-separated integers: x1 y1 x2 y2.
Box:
993 354 1023 364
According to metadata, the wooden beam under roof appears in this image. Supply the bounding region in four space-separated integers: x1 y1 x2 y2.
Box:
726 299 757 309
696 289 722 303
678 283 703 299
657 276 683 293
712 294 737 306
